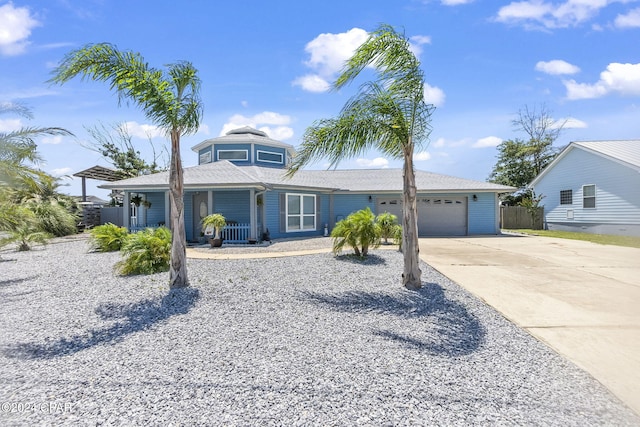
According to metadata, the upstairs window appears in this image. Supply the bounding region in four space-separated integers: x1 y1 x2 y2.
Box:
560 189 572 205
257 150 283 164
199 151 212 164
583 185 596 208
217 149 248 161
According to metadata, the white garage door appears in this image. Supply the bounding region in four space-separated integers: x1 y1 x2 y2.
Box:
377 197 468 236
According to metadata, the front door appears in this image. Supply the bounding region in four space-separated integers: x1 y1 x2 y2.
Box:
193 192 209 240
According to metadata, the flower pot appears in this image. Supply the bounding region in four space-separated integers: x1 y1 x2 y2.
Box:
209 237 223 248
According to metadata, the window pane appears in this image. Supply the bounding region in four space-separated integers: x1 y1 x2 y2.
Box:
288 195 300 214
560 190 572 205
218 150 247 160
583 185 595 197
583 197 595 208
288 216 300 229
257 151 283 163
303 196 315 214
303 216 315 229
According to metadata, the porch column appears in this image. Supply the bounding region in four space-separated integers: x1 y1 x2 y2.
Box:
208 191 213 215
123 192 130 229
164 191 170 228
249 188 256 239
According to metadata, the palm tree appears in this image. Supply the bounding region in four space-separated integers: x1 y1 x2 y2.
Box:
49 43 203 288
287 24 435 290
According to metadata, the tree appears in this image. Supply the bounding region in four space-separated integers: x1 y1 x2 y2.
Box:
84 122 168 179
50 43 203 288
288 24 434 290
489 104 564 190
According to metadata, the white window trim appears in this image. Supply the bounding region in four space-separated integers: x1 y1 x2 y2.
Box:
217 149 248 161
286 193 316 233
582 184 596 209
199 150 212 164
256 149 283 164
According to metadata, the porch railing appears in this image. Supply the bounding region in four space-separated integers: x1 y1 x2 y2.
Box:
222 223 251 243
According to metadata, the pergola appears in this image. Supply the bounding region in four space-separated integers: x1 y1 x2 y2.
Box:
73 165 120 202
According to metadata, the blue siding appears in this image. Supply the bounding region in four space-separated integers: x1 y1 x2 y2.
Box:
198 146 212 164
144 192 166 226
213 190 251 223
265 190 327 239
467 192 497 234
533 148 640 231
333 194 375 222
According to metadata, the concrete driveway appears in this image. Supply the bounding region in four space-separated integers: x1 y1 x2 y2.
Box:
419 234 640 416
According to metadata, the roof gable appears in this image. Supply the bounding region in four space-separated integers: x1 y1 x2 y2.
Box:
530 140 640 187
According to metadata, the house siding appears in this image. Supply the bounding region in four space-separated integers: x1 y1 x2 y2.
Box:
264 190 329 239
532 147 640 236
468 192 498 234
145 192 166 226
213 190 251 224
334 194 376 224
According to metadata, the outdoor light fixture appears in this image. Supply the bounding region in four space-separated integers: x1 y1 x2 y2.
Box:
368 195 372 202
473 194 478 201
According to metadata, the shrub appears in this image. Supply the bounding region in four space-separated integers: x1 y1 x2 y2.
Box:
393 224 403 251
116 227 171 275
376 212 399 244
0 205 51 251
331 207 381 257
30 201 79 237
89 223 130 252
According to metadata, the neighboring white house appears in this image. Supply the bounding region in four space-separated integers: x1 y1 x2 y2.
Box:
529 140 640 237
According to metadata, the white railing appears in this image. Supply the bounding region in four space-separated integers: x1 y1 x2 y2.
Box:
222 223 251 243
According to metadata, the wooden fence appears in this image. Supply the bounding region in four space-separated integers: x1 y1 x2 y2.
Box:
500 206 544 230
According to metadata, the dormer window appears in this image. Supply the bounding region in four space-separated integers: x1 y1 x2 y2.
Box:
257 150 283 164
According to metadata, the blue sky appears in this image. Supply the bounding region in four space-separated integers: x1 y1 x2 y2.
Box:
1 0 638 199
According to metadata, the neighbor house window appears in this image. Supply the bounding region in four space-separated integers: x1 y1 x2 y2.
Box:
583 185 596 208
199 151 212 164
560 189 573 205
286 193 316 232
217 149 248 161
257 150 283 164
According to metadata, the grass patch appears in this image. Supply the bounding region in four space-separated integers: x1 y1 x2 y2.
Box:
507 229 640 248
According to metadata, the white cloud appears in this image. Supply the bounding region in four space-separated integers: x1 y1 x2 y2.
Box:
535 59 580 75
0 118 22 132
409 34 432 57
432 137 446 148
51 167 73 176
293 28 369 93
414 151 431 161
615 7 640 28
564 62 640 99
355 157 389 168
120 121 165 139
557 117 588 128
41 135 63 145
0 2 40 56
472 136 503 148
424 83 446 107
220 111 294 140
495 0 612 29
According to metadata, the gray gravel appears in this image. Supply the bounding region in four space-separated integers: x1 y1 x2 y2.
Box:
1 237 638 426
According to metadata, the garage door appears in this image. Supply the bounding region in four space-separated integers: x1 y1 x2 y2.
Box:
377 197 468 236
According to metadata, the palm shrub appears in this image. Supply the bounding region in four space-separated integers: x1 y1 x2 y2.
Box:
393 224 403 251
376 212 399 244
0 207 51 251
89 223 130 252
30 201 79 237
331 207 381 257
116 227 172 275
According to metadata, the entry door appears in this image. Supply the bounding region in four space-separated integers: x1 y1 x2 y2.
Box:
193 192 209 239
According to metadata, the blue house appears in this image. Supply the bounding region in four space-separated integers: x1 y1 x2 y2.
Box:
100 127 515 241
529 140 640 237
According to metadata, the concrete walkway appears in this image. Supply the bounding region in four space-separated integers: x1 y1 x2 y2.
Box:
418 234 640 416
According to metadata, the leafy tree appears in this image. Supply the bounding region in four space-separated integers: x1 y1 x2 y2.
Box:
288 24 435 290
50 43 203 288
84 122 168 179
331 207 381 257
489 104 564 190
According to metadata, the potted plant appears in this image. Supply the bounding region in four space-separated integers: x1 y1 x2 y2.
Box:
201 213 226 248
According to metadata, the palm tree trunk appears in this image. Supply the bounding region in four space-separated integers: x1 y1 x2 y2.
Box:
402 146 422 290
168 129 189 288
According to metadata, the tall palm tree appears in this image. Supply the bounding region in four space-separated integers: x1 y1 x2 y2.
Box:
50 44 203 288
287 24 435 290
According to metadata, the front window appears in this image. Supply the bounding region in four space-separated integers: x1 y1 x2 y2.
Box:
286 193 316 232
560 189 572 205
583 185 596 208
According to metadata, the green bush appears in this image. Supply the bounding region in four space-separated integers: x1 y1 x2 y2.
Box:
116 227 171 275
89 223 130 252
376 212 399 244
331 207 381 257
30 201 79 237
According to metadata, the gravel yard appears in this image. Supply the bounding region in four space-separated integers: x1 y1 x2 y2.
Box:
1 237 638 426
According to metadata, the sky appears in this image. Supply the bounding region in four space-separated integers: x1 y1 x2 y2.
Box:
1 0 638 199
